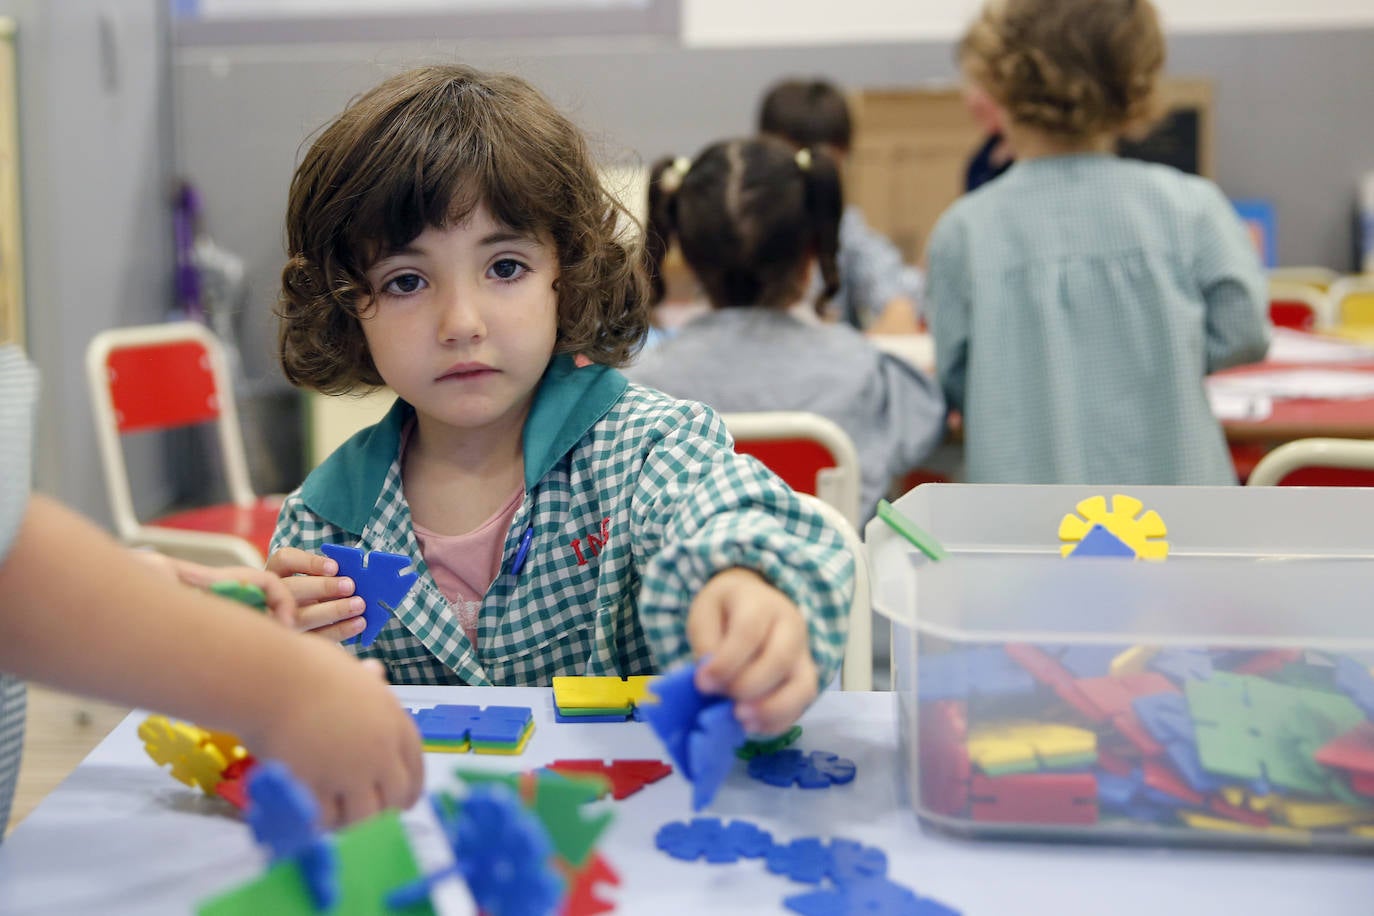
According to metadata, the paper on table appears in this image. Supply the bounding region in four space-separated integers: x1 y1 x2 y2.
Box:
1207 369 1374 401
1265 328 1374 364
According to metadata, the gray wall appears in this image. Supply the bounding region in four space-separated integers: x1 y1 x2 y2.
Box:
8 0 176 525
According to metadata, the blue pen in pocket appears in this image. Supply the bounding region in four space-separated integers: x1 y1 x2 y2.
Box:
510 525 534 576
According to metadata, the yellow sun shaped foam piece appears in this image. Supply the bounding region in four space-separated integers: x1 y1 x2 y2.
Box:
138 715 228 795
1058 494 1169 560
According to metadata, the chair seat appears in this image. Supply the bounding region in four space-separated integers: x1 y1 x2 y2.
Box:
149 496 284 559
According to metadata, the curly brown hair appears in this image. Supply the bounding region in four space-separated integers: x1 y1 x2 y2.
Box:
960 0 1165 139
278 64 650 394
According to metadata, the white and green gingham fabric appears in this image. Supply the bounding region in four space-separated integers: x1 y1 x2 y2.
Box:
0 345 34 839
273 356 853 689
926 154 1270 485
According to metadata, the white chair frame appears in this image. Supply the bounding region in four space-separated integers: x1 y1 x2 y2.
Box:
1246 437 1374 487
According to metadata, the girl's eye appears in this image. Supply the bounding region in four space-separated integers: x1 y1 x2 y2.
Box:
490 258 527 281
383 273 426 295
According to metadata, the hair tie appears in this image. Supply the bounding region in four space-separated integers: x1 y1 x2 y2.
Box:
660 156 691 193
795 148 813 172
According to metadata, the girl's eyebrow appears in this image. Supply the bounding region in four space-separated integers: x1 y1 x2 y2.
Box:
480 229 541 247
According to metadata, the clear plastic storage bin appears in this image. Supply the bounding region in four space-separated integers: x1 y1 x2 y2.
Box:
867 484 1374 850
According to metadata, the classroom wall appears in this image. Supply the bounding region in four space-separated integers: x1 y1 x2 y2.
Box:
4 0 176 526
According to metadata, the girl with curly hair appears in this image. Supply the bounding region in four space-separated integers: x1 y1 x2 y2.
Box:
927 0 1270 485
267 65 853 734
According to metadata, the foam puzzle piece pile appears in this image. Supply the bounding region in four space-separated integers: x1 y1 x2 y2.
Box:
410 704 535 755
551 675 655 723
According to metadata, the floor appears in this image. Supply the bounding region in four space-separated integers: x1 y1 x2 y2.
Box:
5 686 129 836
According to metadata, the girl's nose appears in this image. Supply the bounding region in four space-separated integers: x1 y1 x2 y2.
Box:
437 285 485 343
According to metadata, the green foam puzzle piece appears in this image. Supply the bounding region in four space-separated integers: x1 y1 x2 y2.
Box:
451 768 613 868
197 811 434 916
1187 672 1365 796
736 725 804 760
209 581 268 612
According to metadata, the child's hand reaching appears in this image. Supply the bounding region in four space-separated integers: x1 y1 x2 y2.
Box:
130 551 299 625
265 547 368 642
687 568 819 736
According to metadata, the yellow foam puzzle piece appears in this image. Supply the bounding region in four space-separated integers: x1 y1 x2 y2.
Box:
967 721 1096 772
1108 646 1159 678
1179 812 1309 839
552 675 637 711
138 715 226 794
1058 493 1169 560
1273 799 1374 829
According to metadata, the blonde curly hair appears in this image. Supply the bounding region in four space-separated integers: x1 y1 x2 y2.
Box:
960 0 1165 139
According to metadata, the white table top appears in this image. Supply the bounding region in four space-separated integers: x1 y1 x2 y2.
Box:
1 686 1372 915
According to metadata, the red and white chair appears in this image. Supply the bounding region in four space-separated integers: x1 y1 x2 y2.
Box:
1245 437 1374 488
85 322 282 566
1267 280 1333 332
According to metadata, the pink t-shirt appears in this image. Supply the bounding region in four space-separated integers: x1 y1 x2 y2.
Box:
412 485 523 648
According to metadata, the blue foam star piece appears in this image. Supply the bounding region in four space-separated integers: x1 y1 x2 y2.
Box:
1335 657 1374 719
765 837 832 884
786 878 961 916
656 818 775 864
1148 648 1216 683
412 704 482 743
246 761 320 862
827 839 887 886
641 663 744 809
319 544 418 647
244 761 338 910
749 749 856 789
455 784 563 916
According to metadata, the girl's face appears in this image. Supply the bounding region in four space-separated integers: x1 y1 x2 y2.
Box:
360 204 559 441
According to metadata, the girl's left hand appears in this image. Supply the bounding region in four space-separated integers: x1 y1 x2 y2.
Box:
686 567 819 736
129 550 300 625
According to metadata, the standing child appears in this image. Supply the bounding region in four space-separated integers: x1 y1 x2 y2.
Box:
758 78 924 334
626 137 946 523
267 66 852 736
927 0 1270 485
0 345 422 835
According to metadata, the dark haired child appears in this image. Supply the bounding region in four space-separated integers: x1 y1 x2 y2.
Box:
267 66 852 735
927 0 1269 485
758 78 923 334
626 136 946 523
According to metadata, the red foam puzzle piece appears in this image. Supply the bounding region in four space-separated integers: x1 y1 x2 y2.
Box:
918 700 970 817
548 759 673 801
1004 644 1100 722
1075 673 1177 756
559 852 619 916
1143 759 1204 807
1232 649 1304 676
213 756 257 811
1314 721 1374 778
1207 796 1271 828
969 773 1097 826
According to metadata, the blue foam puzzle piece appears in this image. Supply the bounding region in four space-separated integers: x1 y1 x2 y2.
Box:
786 877 961 916
827 838 888 886
1069 525 1136 558
723 820 774 859
454 784 563 916
319 543 418 647
689 702 746 811
641 663 744 809
412 704 482 743
296 840 339 912
1148 648 1215 684
246 761 321 862
766 837 832 884
1046 645 1123 678
655 817 727 862
916 647 1036 702
1133 693 1194 744
553 709 631 724
749 749 806 787
749 749 857 790
469 709 530 744
482 705 535 723
1095 768 1143 811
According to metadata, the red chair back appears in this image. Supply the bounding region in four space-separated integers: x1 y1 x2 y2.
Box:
105 339 220 433
1268 299 1317 331
733 438 836 495
1269 466 1374 487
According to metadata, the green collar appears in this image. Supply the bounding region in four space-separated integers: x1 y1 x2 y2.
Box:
300 354 628 534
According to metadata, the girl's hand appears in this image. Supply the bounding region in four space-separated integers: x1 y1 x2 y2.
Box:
686 568 819 736
129 550 299 625
265 547 368 642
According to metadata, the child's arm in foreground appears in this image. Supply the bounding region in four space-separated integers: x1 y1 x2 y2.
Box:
130 550 300 624
631 401 855 734
0 494 423 827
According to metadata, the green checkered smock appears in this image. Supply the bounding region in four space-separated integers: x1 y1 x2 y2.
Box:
273 355 854 689
0 345 34 839
926 154 1270 485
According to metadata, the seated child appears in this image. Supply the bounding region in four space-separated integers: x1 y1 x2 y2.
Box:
758 78 924 333
0 344 422 833
626 136 947 523
926 0 1270 485
267 65 854 737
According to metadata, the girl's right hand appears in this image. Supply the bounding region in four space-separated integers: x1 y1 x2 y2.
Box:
265 547 369 642
243 639 423 828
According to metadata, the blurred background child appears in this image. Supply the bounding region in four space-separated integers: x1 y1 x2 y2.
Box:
628 136 946 522
925 0 1270 486
758 78 924 334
